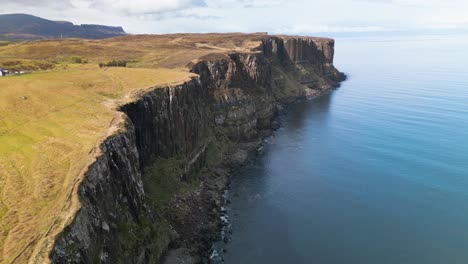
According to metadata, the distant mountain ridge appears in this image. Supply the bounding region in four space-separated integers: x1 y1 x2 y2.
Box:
0 14 127 40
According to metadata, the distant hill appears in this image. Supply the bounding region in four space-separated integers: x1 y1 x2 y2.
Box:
0 14 127 40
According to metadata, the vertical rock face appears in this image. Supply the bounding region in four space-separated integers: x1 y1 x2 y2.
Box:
49 36 345 264
269 36 345 82
312 38 335 64
51 80 212 264
121 79 210 169
279 37 335 65
191 53 274 141
50 117 150 263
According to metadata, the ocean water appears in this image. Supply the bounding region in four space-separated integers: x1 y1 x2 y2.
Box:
220 35 468 264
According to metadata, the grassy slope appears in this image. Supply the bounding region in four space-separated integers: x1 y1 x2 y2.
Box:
0 66 193 263
0 34 261 69
0 33 265 263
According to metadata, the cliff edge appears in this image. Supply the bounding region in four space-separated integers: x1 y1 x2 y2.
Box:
0 34 344 263
46 34 344 264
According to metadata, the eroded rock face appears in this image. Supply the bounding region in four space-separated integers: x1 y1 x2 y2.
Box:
49 36 345 264
192 53 275 141
51 118 149 263
274 37 345 82
122 79 210 169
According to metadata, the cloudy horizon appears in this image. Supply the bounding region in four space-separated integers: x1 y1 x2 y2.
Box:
1 0 467 36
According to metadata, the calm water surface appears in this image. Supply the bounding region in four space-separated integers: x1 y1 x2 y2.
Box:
221 35 468 263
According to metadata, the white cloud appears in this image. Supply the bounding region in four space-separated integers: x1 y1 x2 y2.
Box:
90 0 201 15
278 25 394 34
2 0 468 35
239 0 285 8
2 0 72 9
391 0 465 6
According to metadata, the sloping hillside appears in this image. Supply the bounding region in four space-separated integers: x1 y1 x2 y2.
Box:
0 14 126 40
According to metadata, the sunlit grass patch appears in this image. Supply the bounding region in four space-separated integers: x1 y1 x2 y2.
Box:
0 65 193 263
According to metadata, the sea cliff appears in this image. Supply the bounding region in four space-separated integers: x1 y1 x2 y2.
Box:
49 35 345 263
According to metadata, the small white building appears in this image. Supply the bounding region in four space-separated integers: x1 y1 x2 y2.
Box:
0 68 8 77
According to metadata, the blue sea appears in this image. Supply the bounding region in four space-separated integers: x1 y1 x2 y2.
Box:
220 34 468 263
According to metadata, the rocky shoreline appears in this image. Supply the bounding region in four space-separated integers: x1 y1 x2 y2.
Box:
49 35 345 264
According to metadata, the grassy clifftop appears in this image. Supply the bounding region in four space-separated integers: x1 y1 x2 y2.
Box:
0 34 263 70
0 67 194 263
0 33 266 263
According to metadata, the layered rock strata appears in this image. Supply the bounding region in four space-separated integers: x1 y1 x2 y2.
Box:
49 35 345 264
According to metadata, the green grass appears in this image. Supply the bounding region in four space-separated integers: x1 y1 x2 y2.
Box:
272 61 303 100
0 58 55 71
115 211 175 264
130 156 202 262
0 41 11 47
270 58 325 101
205 128 233 168
143 156 200 210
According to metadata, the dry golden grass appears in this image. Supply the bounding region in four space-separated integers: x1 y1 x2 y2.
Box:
0 33 265 70
0 33 265 263
0 66 194 263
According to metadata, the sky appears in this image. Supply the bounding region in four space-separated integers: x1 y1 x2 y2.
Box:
1 0 468 36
